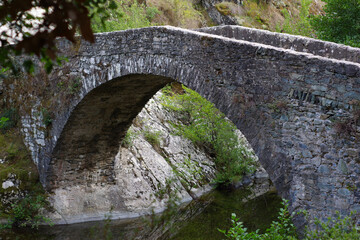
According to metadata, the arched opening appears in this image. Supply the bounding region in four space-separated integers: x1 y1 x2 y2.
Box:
45 73 277 224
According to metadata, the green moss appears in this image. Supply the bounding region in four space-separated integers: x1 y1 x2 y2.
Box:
215 2 232 16
0 130 43 215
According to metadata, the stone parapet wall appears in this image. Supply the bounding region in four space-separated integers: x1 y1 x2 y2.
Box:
197 25 360 64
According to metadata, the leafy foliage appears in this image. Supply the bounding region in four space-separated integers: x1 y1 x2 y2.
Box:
220 199 360 240
161 85 257 185
311 0 360 47
121 129 137 147
0 0 118 74
1 195 52 229
0 108 18 132
306 212 360 239
219 199 297 240
0 117 9 129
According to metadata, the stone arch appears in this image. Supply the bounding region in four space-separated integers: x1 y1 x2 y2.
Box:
44 55 287 224
16 26 359 226
44 53 219 189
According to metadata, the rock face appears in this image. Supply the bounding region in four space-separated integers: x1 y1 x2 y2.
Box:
0 173 25 212
49 91 269 224
200 0 240 25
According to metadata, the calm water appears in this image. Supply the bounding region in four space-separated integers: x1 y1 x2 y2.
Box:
0 188 282 240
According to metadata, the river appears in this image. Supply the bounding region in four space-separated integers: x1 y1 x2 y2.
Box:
0 188 282 240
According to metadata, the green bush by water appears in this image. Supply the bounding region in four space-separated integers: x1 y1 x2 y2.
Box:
219 199 297 240
1 195 53 229
220 199 360 240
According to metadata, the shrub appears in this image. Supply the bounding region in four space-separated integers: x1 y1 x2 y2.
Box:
161 85 257 185
311 0 360 48
1 195 52 229
0 108 18 132
220 199 360 240
306 212 360 239
68 77 82 94
219 199 297 239
0 117 9 129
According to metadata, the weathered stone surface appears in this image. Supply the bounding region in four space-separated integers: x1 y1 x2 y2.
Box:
3 26 360 228
200 0 241 25
0 173 26 212
197 25 360 64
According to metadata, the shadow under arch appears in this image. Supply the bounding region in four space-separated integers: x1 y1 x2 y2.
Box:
47 74 175 189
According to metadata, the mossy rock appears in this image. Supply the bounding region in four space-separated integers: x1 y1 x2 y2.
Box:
0 130 44 215
215 2 232 16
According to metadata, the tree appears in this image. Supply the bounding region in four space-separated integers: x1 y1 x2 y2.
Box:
311 0 360 48
0 0 117 73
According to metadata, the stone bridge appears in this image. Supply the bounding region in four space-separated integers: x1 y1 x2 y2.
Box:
4 25 360 227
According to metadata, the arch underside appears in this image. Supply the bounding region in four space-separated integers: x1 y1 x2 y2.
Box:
47 74 173 189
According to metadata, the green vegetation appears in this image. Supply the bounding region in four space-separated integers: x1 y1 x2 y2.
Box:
143 128 162 148
220 199 297 239
306 212 360 239
279 0 315 37
57 75 83 96
220 199 360 240
91 0 207 31
92 0 159 32
215 2 235 16
68 77 82 94
276 0 360 48
0 108 49 228
173 155 206 190
161 84 257 185
0 132 40 199
41 108 53 127
148 0 205 28
311 0 360 48
121 129 137 147
0 108 18 132
1 195 52 229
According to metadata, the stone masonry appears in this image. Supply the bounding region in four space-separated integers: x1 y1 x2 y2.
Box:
3 25 360 229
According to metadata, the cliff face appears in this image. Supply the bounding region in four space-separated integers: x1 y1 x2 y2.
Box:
48 90 271 224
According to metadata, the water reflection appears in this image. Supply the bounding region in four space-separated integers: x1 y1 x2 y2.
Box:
0 188 282 240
